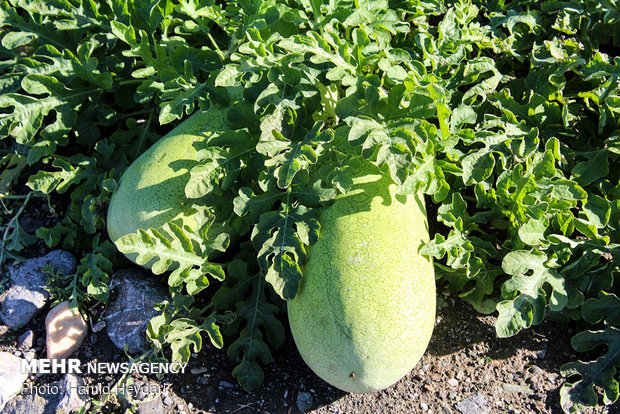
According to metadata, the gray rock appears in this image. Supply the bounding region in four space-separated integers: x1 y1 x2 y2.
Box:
3 374 87 414
136 395 165 414
0 251 76 328
296 391 313 413
455 393 489 414
502 383 533 395
1 389 48 414
190 366 208 375
17 330 34 350
163 395 173 406
118 380 165 414
105 269 169 354
21 349 36 361
91 320 106 333
56 374 88 413
0 352 28 412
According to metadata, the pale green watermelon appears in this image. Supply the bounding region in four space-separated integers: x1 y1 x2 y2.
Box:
107 106 231 263
287 168 436 393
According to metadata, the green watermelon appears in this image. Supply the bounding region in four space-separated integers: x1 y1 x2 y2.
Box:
287 168 436 393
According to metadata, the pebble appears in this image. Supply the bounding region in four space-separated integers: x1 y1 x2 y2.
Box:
421 402 429 410
0 352 28 411
91 320 106 333
447 378 459 387
530 365 544 375
21 349 36 361
17 329 34 350
163 395 173 406
296 391 313 413
502 383 533 395
219 381 234 388
455 393 489 414
191 367 208 375
46 301 88 359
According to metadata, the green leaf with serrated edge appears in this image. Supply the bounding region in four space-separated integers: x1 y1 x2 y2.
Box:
561 328 620 412
262 122 334 190
583 194 611 229
0 75 97 146
26 157 97 194
115 221 225 294
78 250 113 303
518 218 548 246
582 292 620 327
166 318 203 362
252 201 319 300
496 251 567 337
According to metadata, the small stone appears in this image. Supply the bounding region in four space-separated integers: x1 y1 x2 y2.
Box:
21 349 36 361
163 395 173 406
219 381 234 388
0 352 28 411
137 395 165 414
447 378 459 387
91 320 106 333
502 383 533 395
46 301 88 359
17 330 34 350
191 367 208 375
421 402 429 410
530 365 544 376
296 391 313 413
455 393 489 414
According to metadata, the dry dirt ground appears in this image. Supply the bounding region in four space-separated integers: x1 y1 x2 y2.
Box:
3 288 619 414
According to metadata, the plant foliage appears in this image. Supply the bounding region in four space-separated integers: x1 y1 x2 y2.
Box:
1 0 619 410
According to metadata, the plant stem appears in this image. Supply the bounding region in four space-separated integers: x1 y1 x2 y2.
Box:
0 192 33 269
119 79 142 86
135 111 154 159
208 33 225 61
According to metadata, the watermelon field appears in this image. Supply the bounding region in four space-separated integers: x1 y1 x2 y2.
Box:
0 0 619 413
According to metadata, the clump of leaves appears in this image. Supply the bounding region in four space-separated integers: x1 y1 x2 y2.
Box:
1 0 618 411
